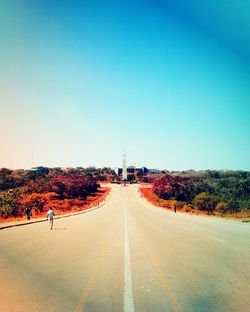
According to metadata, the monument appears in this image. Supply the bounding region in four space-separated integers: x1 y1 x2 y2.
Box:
122 151 127 181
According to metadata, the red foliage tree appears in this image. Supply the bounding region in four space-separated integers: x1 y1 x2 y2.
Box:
19 192 58 215
152 174 195 201
48 174 99 199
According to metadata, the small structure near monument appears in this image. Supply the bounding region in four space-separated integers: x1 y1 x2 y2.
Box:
122 151 127 185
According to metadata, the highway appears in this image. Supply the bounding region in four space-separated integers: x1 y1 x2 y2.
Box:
0 184 250 312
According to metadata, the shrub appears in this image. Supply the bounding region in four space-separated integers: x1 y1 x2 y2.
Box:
19 192 58 214
193 192 221 214
215 201 228 213
0 189 20 217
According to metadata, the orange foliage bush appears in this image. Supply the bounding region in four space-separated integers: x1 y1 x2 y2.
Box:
44 198 86 214
2 187 111 221
140 186 200 215
19 192 58 215
140 187 177 210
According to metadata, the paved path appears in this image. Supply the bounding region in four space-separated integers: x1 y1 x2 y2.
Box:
0 184 250 311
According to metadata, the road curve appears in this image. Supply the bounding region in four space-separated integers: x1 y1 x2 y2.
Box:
0 184 250 312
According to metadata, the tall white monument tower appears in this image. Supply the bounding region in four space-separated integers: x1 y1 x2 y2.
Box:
122 151 127 180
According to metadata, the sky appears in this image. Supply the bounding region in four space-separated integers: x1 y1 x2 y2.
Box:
0 0 249 171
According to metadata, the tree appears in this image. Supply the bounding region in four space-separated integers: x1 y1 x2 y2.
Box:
193 192 221 214
0 168 14 191
48 173 99 199
0 189 20 217
215 201 228 213
152 174 198 201
19 192 57 214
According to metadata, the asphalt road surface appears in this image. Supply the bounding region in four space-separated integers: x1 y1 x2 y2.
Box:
1 184 250 312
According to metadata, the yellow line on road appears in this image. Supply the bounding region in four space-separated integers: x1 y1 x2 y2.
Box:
141 234 182 312
74 242 107 312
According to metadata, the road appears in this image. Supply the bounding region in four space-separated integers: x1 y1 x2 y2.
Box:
0 184 250 312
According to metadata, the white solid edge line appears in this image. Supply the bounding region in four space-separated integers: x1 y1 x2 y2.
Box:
124 207 135 312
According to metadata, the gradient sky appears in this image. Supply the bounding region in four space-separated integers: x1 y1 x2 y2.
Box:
0 0 249 170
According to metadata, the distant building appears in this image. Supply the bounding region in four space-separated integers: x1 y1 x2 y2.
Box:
148 169 160 174
117 166 148 176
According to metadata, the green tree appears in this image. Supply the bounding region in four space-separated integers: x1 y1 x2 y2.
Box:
215 201 228 213
0 189 20 217
193 192 221 214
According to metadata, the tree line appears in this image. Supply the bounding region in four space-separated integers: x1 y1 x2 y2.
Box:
0 166 114 218
151 170 250 215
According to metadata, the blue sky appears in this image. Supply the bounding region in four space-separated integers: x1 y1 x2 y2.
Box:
0 0 249 170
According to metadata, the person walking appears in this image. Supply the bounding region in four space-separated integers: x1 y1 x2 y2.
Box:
25 207 32 220
47 207 55 230
173 203 177 213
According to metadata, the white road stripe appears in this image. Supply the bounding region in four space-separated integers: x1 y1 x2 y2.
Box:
124 208 135 312
208 235 225 244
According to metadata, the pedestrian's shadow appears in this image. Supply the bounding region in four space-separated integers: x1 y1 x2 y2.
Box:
53 228 67 230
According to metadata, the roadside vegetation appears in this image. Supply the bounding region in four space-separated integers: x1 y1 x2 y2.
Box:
0 167 113 221
1 166 249 220
139 170 250 218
